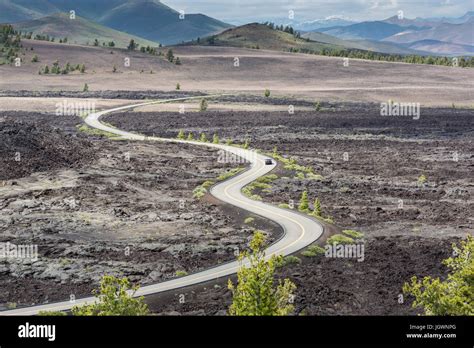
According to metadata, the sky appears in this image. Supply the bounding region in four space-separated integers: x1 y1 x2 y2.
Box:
161 0 474 24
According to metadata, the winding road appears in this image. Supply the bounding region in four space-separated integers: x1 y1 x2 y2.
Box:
2 96 324 315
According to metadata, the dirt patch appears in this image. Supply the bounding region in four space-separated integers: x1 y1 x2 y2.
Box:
1 42 472 105
0 120 95 181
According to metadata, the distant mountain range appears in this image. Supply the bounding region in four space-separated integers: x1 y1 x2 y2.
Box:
290 17 356 32
315 12 474 55
300 32 422 55
0 0 231 44
1 0 472 56
317 21 427 41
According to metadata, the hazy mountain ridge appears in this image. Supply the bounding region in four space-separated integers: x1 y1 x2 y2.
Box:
313 12 474 55
13 12 159 48
0 0 231 44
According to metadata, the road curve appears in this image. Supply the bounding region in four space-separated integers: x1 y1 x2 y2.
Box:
2 95 324 315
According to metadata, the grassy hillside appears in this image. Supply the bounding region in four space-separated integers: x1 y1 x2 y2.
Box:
189 22 416 55
13 12 158 48
1 0 231 45
98 0 231 45
192 23 343 51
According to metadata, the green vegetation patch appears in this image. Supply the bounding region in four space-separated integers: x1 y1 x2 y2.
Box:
327 234 355 246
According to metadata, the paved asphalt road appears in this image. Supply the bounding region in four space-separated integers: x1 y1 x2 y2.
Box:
2 96 324 315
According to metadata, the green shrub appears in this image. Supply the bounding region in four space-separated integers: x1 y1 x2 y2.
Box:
199 99 208 112
217 167 244 181
201 181 215 189
418 174 427 185
342 230 364 239
277 255 302 267
72 275 149 316
192 186 207 199
327 234 354 245
306 172 324 181
257 174 278 183
244 217 255 224
301 245 326 258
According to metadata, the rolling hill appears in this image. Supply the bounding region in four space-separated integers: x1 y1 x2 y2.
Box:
195 23 422 56
13 12 159 48
190 23 346 52
0 0 231 45
97 0 231 45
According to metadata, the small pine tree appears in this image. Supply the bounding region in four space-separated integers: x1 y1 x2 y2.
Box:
83 83 89 92
199 133 208 142
166 49 174 62
175 57 181 65
177 130 185 140
228 231 296 316
313 198 322 217
127 39 137 51
243 139 250 149
299 191 309 212
31 54 38 62
272 146 279 157
187 132 194 141
80 64 86 73
418 174 427 185
113 65 117 73
212 133 219 144
176 83 180 90
199 99 208 112
315 101 321 111
264 89 271 98
43 65 49 74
